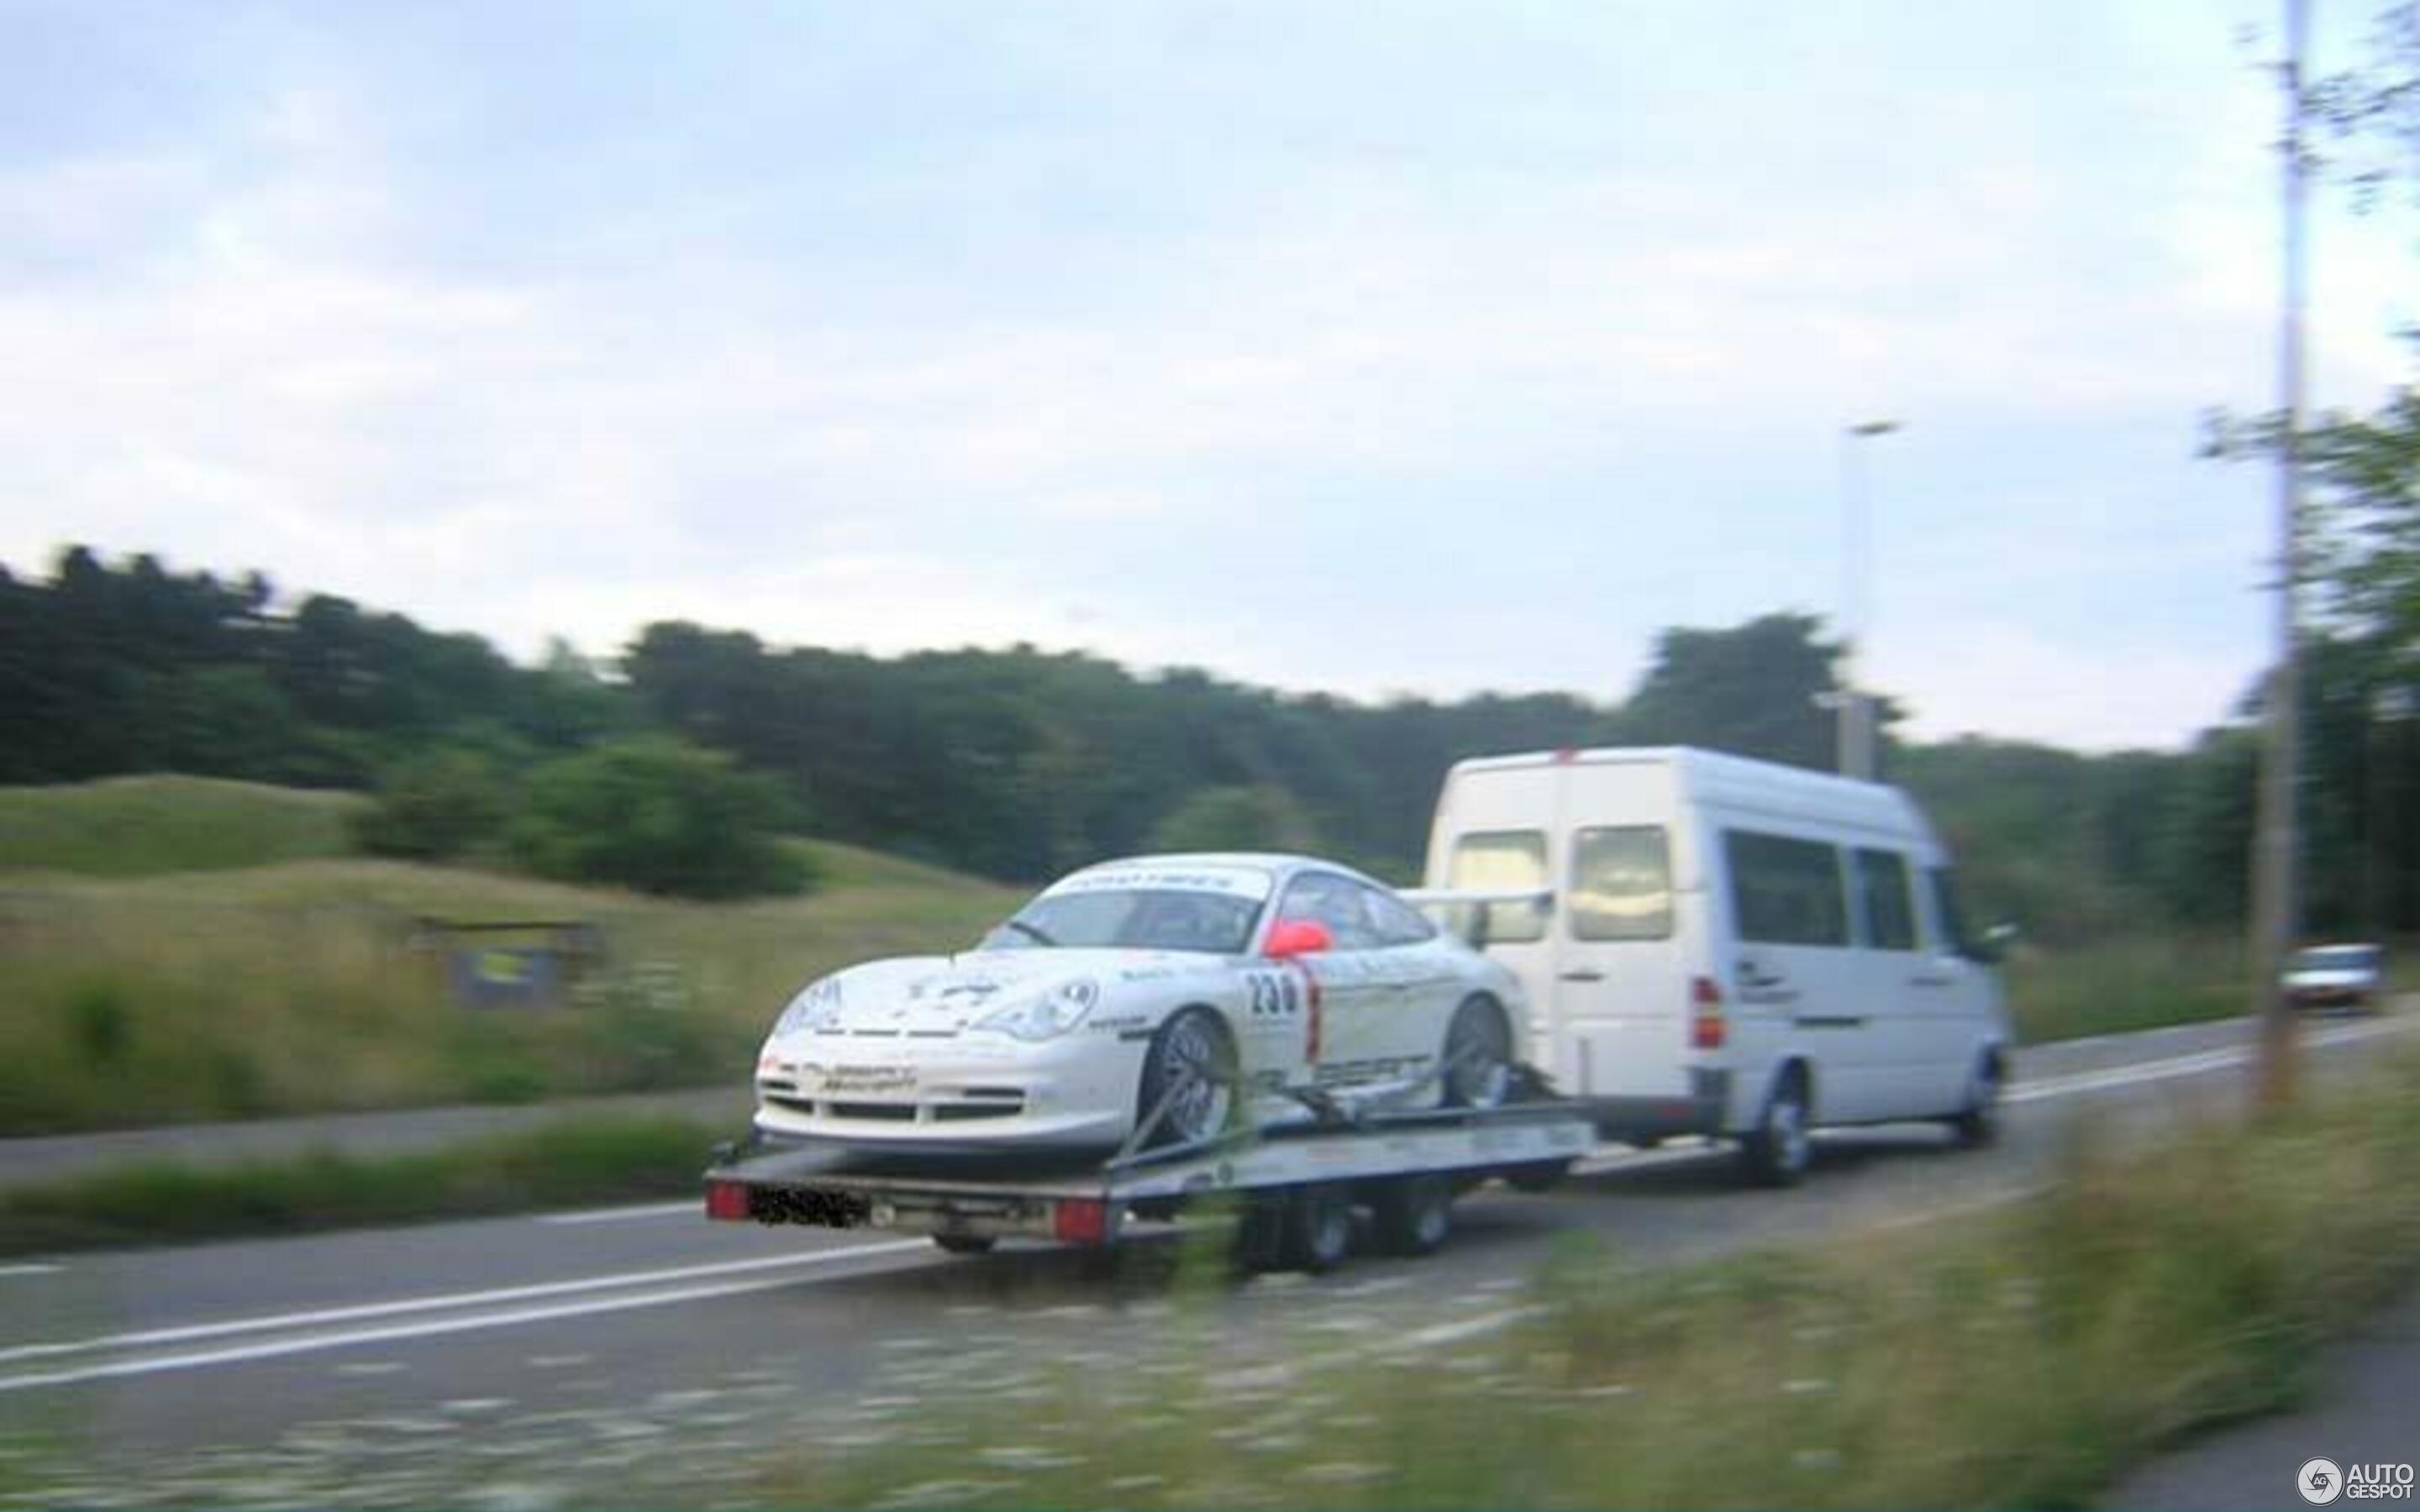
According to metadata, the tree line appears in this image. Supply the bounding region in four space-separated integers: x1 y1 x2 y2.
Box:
10 538 2418 937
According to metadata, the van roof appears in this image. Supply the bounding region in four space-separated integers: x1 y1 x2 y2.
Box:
1444 745 1934 843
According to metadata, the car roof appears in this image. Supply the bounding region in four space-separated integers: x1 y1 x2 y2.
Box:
1071 852 1376 885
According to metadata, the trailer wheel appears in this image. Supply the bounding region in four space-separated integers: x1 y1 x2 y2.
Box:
1277 1184 1355 1273
1371 1174 1454 1257
1503 1160 1570 1194
931 1233 997 1256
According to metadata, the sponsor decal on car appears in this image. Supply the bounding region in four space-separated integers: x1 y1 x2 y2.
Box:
804 1063 917 1095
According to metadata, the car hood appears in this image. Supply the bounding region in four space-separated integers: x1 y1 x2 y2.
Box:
786 948 1223 1037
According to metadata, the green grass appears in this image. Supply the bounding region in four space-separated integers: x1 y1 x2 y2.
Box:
0 848 1020 1136
2004 934 2248 1043
0 1115 719 1257
0 774 362 876
765 1053 2420 1511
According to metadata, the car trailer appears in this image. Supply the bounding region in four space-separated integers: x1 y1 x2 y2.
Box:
703 1099 1593 1274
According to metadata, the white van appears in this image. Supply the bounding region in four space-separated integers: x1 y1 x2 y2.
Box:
1418 746 2008 1184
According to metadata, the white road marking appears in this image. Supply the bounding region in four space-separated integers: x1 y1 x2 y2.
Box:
1390 1306 1544 1351
0 1239 933 1369
0 1264 60 1278
536 1200 701 1226
2007 1016 2412 1105
0 1270 887 1394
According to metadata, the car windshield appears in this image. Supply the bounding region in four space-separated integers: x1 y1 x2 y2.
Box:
2291 946 2381 971
979 886 1264 955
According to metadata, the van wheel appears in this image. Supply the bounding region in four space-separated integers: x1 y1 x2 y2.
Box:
1739 1072 1812 1187
1371 1174 1454 1257
1440 999 1513 1110
1949 1058 2002 1149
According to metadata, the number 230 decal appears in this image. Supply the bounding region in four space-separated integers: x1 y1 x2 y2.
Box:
1244 970 1302 1019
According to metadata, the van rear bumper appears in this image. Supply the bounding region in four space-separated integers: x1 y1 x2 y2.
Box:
1583 1068 1731 1142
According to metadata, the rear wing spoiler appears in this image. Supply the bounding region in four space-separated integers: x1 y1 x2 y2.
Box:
1395 887 1555 949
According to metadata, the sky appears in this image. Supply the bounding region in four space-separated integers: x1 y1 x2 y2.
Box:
2 1 2412 753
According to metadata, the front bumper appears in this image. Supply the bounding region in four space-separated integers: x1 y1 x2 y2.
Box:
752 1030 1141 1151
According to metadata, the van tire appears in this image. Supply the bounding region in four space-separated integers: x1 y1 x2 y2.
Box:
1949 1055 2002 1149
1739 1068 1813 1188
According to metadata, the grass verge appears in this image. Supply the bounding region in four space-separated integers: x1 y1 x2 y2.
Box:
0 1115 718 1257
0 774 361 876
762 1053 2420 1511
2003 933 2246 1042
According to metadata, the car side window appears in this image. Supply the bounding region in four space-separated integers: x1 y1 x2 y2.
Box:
1276 872 1381 950
1353 879 1438 947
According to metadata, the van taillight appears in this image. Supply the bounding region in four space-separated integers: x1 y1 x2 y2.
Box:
1690 976 1727 1050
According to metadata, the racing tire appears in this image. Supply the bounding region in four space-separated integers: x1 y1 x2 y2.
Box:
1949 1057 2002 1150
1136 1007 1239 1151
1439 998 1515 1110
1739 1068 1813 1188
932 1233 997 1256
1371 1174 1454 1257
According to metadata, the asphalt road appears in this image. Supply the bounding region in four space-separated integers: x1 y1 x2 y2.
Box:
1 1011 2412 1508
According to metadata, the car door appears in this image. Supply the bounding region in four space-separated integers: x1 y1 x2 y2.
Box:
1270 870 1392 1090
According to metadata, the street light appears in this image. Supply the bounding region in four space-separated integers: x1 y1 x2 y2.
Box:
1833 418 1902 780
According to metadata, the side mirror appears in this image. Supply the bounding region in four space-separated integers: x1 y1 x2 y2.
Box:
1265 919 1334 959
1974 921 2019 964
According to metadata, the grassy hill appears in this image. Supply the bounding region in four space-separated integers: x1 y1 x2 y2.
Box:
0 774 365 875
0 778 1022 1135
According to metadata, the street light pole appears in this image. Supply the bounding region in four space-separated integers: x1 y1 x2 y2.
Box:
2251 0 2310 1114
1837 419 1902 781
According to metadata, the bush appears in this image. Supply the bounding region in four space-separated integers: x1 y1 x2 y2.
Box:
508 737 811 900
352 748 511 859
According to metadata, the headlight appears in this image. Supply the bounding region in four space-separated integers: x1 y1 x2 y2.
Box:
774 975 845 1036
973 979 1100 1042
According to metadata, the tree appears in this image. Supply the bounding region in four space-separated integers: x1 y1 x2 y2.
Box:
1147 785 1319 854
508 737 811 900
1615 612 1896 772
354 748 513 861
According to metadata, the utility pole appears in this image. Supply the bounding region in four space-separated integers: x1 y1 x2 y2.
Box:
1835 419 1901 781
2251 0 2310 1114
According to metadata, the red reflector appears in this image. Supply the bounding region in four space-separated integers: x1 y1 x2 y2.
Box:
1053 1197 1110 1246
705 1179 751 1222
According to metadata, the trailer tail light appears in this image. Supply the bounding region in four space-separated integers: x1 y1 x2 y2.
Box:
1053 1197 1111 1246
704 1179 752 1222
1690 975 1728 1051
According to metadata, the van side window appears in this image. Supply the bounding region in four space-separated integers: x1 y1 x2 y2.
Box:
1852 848 1918 952
1570 827 1672 941
1448 831 1549 943
1723 830 1848 948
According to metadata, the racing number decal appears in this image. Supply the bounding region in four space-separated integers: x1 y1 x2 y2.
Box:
1244 970 1302 1020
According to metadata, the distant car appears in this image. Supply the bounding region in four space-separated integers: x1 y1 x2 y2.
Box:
751 853 1529 1154
2282 942 2385 1013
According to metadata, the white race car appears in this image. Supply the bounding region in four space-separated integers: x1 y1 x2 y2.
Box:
752 853 1528 1154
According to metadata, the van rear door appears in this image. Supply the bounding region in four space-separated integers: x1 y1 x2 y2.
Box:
1549 819 1692 1105
1434 764 1564 1087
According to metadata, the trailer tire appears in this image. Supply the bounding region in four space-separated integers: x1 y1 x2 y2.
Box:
1278 1184 1355 1273
931 1233 997 1256
1371 1174 1454 1257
